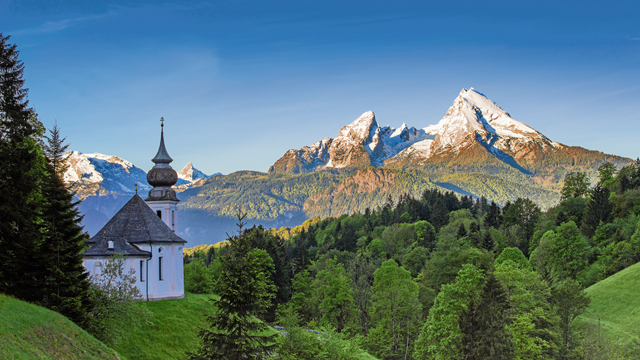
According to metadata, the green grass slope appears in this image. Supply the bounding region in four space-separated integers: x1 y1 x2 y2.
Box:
0 294 120 360
576 262 640 353
114 293 215 360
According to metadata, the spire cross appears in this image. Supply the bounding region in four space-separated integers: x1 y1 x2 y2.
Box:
135 183 138 194
160 117 165 128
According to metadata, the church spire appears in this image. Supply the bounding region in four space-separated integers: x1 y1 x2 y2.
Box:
152 117 173 164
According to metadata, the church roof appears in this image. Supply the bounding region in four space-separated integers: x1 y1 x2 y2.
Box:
151 127 173 164
86 194 186 246
84 236 151 257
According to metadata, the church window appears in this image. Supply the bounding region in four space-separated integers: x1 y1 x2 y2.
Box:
159 256 163 281
140 260 145 282
94 262 102 279
156 210 162 219
172 210 175 230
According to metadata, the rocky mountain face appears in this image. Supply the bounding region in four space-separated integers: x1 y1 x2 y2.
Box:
269 88 630 187
64 151 151 200
175 162 220 191
269 111 431 173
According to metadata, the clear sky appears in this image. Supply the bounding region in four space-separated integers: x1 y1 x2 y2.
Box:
2 0 639 175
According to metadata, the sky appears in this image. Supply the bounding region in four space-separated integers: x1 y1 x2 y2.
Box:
2 0 640 175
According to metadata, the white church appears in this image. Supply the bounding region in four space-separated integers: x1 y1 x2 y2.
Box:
83 121 186 301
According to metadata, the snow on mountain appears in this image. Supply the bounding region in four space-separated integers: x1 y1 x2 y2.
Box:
269 88 573 175
174 162 219 191
65 152 219 199
269 111 433 173
64 151 151 199
177 162 213 183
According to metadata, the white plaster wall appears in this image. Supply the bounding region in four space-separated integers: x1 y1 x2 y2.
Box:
146 200 178 232
135 243 185 301
83 256 149 299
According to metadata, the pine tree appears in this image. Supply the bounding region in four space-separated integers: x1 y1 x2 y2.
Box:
482 231 495 252
43 120 70 178
188 212 277 360
457 223 468 239
581 184 614 238
40 161 92 328
0 33 47 302
460 274 514 359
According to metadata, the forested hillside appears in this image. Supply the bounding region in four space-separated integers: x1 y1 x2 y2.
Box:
185 159 640 359
178 167 561 245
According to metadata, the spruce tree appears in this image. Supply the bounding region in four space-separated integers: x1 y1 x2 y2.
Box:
40 160 92 328
581 184 614 238
0 33 47 302
460 274 514 359
188 212 277 360
43 120 70 178
482 231 495 252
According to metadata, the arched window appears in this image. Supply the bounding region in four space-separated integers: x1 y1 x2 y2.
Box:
159 256 164 281
156 210 162 219
140 260 145 282
171 210 175 231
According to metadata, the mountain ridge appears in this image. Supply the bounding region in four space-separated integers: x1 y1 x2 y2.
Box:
269 88 630 188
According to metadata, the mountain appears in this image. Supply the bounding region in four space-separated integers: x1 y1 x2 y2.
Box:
65 151 151 200
269 111 431 173
175 162 221 191
68 88 634 245
64 151 215 236
269 88 630 189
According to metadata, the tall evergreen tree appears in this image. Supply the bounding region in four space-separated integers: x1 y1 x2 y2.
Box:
581 184 614 238
43 120 70 178
460 274 514 360
40 161 92 328
188 213 277 360
0 33 47 302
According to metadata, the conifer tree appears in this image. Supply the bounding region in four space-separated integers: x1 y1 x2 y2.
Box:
0 33 47 302
40 160 92 328
457 223 468 239
581 184 614 238
43 120 70 178
482 231 495 252
188 212 277 360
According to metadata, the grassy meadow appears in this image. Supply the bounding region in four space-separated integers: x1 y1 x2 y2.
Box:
575 261 640 356
0 294 120 360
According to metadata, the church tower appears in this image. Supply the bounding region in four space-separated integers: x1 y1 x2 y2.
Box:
146 118 179 232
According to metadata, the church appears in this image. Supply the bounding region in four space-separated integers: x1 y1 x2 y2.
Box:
82 121 187 301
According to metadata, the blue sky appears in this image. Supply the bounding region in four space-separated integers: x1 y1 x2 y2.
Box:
2 0 639 174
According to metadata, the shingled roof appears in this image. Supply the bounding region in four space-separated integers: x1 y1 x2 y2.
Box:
87 194 186 246
84 236 151 257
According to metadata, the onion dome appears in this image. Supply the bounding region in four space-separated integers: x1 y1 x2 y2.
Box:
146 118 179 201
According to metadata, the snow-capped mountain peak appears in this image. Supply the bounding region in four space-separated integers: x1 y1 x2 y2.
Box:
269 88 567 175
177 162 210 183
64 151 150 199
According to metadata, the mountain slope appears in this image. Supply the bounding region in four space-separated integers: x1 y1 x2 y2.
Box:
269 88 630 188
0 294 120 360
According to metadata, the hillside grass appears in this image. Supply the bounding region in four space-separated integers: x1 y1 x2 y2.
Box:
114 293 215 360
575 262 640 355
0 293 120 360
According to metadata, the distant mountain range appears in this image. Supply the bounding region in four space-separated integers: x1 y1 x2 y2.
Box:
68 88 632 245
64 151 219 237
270 88 627 187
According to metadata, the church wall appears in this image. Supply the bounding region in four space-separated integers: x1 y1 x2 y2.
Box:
146 200 178 232
137 243 185 301
83 256 150 300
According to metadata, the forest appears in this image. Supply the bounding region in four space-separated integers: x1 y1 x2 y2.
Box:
184 160 640 359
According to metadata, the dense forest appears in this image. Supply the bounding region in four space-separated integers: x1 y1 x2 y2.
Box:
184 160 640 359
